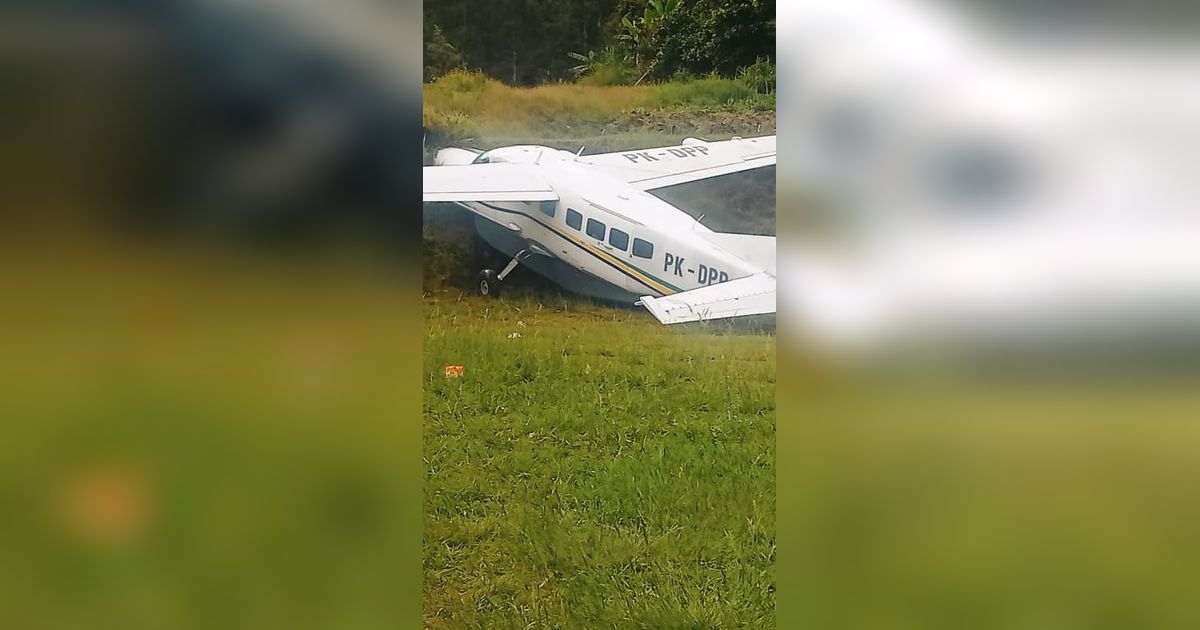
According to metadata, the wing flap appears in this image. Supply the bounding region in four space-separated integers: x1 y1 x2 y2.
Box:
423 164 557 202
639 273 776 324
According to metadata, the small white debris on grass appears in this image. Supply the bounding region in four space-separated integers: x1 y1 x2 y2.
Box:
508 332 522 339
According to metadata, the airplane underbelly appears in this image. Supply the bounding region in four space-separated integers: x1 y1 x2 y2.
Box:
463 202 667 300
473 216 640 303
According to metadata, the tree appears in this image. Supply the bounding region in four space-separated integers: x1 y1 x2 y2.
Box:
650 0 774 79
421 0 773 85
424 24 464 81
423 0 618 85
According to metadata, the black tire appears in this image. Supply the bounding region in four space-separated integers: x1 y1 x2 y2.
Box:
477 269 501 297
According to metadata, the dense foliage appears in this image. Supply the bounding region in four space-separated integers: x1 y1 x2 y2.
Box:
423 0 774 86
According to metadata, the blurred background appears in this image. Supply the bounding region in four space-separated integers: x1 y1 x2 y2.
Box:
0 1 423 627
777 0 1200 628
13 0 1200 626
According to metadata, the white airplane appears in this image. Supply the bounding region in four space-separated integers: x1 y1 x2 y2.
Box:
423 136 777 324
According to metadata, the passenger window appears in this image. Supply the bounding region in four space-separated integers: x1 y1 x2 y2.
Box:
586 218 606 240
566 209 582 230
538 200 556 217
632 238 654 259
609 228 629 251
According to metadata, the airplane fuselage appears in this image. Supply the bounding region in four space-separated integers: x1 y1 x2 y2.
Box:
455 156 760 302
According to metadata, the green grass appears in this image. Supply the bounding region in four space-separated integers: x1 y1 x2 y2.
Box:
422 291 776 627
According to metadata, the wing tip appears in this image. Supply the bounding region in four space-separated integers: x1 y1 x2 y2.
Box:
637 295 673 325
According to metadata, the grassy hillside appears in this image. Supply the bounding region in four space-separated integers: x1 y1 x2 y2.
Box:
423 291 776 627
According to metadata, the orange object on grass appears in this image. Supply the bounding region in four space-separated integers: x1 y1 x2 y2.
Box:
444 365 465 377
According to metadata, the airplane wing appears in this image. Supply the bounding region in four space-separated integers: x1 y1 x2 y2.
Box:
579 135 775 191
638 273 776 324
423 164 558 202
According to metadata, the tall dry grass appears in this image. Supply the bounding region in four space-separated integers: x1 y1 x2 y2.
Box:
423 70 773 139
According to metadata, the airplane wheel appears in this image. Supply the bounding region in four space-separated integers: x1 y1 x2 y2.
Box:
477 269 501 297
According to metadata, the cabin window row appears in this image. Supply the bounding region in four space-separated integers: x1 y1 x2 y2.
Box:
564 208 654 259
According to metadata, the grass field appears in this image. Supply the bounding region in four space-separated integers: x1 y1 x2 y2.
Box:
422 290 776 627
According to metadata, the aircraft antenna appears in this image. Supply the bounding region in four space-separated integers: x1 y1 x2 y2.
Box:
575 145 586 158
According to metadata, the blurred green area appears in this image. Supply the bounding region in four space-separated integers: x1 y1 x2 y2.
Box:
0 234 422 629
778 347 1200 628
0 3 426 622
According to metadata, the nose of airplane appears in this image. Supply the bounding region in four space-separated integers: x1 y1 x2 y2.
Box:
434 147 482 166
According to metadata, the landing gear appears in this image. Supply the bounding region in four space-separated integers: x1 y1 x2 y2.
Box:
476 249 530 298
477 269 500 297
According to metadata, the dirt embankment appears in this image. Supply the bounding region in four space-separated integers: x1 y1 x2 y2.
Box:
424 108 776 159
604 108 776 137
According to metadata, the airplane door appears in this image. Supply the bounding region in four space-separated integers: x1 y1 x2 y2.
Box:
599 219 648 294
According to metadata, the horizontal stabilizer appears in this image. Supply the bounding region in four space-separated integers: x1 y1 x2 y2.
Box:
639 273 776 324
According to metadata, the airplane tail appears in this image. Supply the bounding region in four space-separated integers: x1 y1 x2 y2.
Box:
698 232 776 275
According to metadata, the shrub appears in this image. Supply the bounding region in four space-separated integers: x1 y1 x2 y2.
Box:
649 77 757 108
738 58 775 95
570 47 637 86
423 108 479 145
669 68 700 84
431 69 490 94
